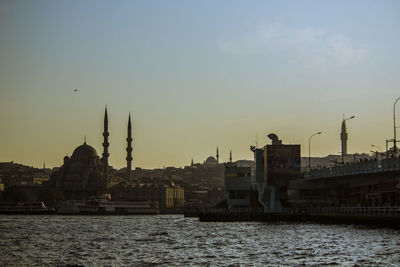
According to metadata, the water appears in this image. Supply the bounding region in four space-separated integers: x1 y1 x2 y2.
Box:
0 215 399 266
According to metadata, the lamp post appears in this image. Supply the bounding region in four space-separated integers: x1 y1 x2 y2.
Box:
393 97 400 155
308 131 322 171
341 115 355 164
371 144 382 152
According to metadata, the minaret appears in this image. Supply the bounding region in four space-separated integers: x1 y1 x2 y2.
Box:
229 150 232 163
102 106 109 190
191 158 194 167
216 147 219 164
341 118 348 161
126 114 133 182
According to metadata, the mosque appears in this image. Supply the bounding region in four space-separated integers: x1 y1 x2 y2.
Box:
191 147 233 168
49 107 133 201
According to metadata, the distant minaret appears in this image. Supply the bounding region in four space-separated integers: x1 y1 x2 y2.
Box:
229 150 232 163
341 118 348 159
191 158 194 167
102 106 109 190
216 147 219 164
126 114 133 182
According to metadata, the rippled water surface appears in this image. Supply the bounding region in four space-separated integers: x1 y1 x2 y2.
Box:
1 215 400 266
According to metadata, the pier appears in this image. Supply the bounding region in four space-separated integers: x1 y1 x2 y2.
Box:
196 206 400 228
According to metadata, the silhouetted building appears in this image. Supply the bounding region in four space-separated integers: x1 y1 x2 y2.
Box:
204 156 218 166
224 164 251 209
110 181 184 209
49 107 135 202
212 133 301 212
264 135 301 187
50 141 108 201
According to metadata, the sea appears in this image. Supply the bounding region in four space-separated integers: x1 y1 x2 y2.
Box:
0 215 399 266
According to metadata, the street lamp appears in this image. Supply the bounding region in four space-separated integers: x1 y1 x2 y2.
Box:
308 131 322 171
341 115 355 163
371 144 382 152
371 144 383 163
393 97 400 155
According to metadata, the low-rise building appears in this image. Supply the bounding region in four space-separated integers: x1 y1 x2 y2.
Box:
224 164 252 209
110 181 184 209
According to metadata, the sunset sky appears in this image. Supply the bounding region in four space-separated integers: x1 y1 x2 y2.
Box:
1 0 400 169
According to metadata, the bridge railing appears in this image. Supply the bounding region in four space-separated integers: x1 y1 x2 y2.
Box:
203 207 264 214
305 157 400 179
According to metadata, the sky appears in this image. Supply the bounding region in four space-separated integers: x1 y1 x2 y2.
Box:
1 0 400 169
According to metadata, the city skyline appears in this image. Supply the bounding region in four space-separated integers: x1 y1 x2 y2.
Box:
1 1 400 169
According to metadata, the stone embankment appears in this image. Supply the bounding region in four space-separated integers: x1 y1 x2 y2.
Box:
194 206 400 228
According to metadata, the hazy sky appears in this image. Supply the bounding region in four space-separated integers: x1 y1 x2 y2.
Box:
1 0 400 169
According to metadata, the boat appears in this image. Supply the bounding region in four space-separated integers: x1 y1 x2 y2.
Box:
57 197 159 215
0 202 55 215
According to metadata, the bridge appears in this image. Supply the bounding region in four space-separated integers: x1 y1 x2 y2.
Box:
304 156 400 179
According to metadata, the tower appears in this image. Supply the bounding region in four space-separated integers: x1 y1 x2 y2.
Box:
341 119 348 159
229 150 232 163
102 106 109 190
126 114 133 182
102 107 110 164
216 146 219 164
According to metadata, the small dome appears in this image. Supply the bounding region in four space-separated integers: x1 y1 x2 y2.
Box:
205 156 218 165
71 142 98 162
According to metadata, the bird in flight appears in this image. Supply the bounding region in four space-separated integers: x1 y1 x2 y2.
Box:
73 89 78 92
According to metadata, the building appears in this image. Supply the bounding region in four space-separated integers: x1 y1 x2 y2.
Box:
49 107 134 202
211 133 301 213
0 161 51 202
110 181 184 209
49 141 108 201
0 178 4 201
191 147 222 168
224 164 252 209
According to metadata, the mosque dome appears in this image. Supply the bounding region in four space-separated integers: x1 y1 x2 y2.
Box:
67 161 86 174
71 142 99 162
205 156 218 165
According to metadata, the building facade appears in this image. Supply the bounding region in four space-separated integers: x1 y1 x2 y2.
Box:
49 107 135 202
110 181 184 209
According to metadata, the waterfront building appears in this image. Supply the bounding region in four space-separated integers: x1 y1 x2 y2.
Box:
264 133 301 187
49 141 108 201
0 161 51 202
224 164 252 209
49 107 135 202
110 181 184 209
0 178 4 201
210 133 301 213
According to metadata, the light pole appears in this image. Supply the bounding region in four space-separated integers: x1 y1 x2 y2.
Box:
371 143 382 160
393 97 400 155
308 131 322 171
371 144 382 152
341 115 355 164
